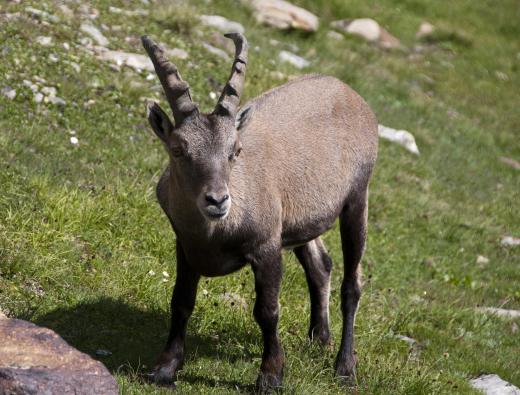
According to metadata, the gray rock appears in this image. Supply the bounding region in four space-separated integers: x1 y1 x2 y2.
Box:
477 307 520 319
80 23 109 47
499 157 520 170
378 124 420 155
1 87 16 100
41 86 57 97
249 0 319 32
395 334 418 346
476 255 490 265
49 96 66 106
202 42 231 61
33 93 44 103
108 6 148 17
36 36 53 47
93 47 153 71
331 18 401 49
327 30 344 40
501 236 520 247
469 374 520 395
279 50 309 69
416 22 435 39
200 15 245 34
25 7 60 23
0 316 118 394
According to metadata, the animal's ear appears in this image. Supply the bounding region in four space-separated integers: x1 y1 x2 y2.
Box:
235 104 254 133
146 100 174 143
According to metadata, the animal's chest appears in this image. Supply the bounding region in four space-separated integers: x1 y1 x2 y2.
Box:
180 236 250 277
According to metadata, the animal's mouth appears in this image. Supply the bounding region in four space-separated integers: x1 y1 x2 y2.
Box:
207 211 227 219
203 204 230 221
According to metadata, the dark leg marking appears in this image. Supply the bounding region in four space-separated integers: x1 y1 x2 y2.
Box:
294 237 332 345
335 190 368 381
153 241 200 385
251 247 284 393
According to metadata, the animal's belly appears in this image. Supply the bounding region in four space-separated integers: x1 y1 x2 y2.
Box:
183 245 247 277
281 210 338 248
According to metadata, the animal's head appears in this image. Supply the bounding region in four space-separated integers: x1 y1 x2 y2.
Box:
142 34 253 221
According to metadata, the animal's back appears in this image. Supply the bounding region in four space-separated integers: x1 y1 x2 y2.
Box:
239 75 378 246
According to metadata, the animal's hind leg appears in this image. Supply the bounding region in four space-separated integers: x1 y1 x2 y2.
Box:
335 190 368 379
294 237 333 345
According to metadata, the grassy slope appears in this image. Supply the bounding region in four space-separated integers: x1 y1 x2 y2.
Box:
1 0 519 393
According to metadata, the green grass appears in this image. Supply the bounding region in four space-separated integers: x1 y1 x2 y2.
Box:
1 0 519 393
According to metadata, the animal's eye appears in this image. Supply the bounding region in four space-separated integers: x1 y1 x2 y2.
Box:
171 147 183 157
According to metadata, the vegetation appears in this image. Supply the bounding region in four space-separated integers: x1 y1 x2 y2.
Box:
1 0 518 393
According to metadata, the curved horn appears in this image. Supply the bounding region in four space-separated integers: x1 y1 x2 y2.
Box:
214 33 248 118
141 35 198 125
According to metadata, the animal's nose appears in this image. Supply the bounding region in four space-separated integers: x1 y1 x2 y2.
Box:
205 193 229 207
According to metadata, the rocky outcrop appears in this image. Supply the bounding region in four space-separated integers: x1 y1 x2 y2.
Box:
248 0 319 32
0 315 118 395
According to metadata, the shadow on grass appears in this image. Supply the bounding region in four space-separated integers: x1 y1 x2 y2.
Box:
35 297 258 392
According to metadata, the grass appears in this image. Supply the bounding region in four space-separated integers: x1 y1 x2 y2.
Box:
1 0 519 393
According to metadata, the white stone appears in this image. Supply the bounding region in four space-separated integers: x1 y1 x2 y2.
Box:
162 271 169 278
279 50 309 69
108 6 148 17
94 48 153 72
378 124 420 155
80 23 109 47
49 96 66 106
249 0 319 32
327 31 344 40
36 36 53 47
469 374 520 395
416 22 435 39
48 54 59 63
25 7 59 23
1 87 16 100
202 42 230 61
477 307 520 319
501 236 520 247
395 334 417 346
332 18 381 41
165 48 189 60
41 86 57 97
147 270 155 276
199 15 245 34
476 255 489 265
33 92 43 103
70 136 79 145
209 92 217 100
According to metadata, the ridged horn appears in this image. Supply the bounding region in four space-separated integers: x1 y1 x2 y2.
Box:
141 35 198 125
214 33 248 118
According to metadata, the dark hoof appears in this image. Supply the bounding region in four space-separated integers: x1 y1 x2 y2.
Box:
255 373 283 394
151 360 180 387
309 327 331 346
334 355 357 384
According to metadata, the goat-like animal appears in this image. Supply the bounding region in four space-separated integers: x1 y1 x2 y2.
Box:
141 33 378 391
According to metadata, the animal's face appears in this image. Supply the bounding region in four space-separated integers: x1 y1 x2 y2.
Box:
147 103 252 221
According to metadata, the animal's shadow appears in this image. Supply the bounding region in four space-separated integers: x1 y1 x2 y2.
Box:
35 297 258 393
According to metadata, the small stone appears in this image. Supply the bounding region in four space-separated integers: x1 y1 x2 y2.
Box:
1 87 16 100
62 42 70 51
95 349 112 357
279 50 309 69
332 18 380 41
165 47 189 60
202 289 209 296
80 22 109 46
36 36 53 47
94 48 154 72
270 71 286 80
49 96 66 106
469 374 520 395
41 86 57 97
48 53 59 63
199 15 245 34
202 42 231 61
108 6 148 17
147 270 155 276
209 92 217 100
249 0 319 32
501 236 520 247
58 4 74 19
33 92 44 103
162 271 169 278
499 157 520 170
395 334 418 346
476 255 490 265
416 22 435 39
378 124 420 155
327 30 344 40
25 7 60 23
70 136 79 145
477 307 520 319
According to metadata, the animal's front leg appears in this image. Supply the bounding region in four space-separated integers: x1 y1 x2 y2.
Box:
251 248 284 392
153 241 200 385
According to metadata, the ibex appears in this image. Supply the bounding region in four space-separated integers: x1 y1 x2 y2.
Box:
141 33 378 391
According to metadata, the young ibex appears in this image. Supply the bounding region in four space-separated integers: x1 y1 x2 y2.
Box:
141 33 378 391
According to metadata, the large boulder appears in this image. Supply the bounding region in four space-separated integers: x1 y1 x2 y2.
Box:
0 314 118 395
248 0 319 32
